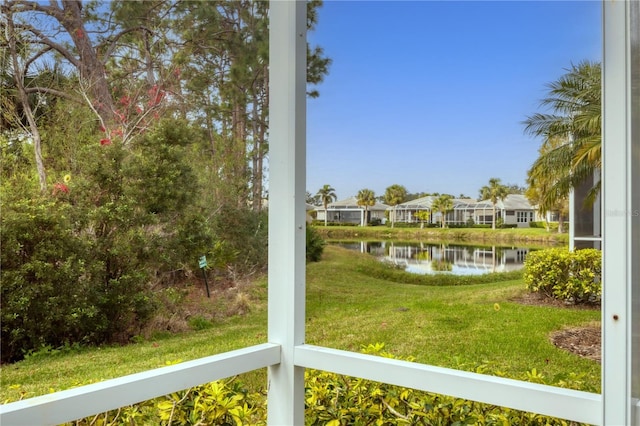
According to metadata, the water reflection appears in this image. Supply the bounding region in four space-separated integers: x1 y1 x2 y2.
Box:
332 241 532 275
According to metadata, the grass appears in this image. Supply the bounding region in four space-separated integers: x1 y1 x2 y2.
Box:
306 247 600 390
314 225 569 245
0 245 600 404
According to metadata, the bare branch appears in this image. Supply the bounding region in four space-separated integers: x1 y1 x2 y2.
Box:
100 26 152 65
23 46 53 73
77 81 106 136
13 22 80 68
25 87 83 104
5 1 66 21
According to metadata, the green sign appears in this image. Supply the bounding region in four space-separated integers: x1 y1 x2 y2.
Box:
198 255 207 269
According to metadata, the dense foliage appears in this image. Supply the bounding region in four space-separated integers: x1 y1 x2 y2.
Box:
1 1 330 362
523 248 601 304
0 121 213 362
306 225 326 262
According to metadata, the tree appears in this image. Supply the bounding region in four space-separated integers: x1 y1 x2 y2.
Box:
414 210 431 229
4 13 47 191
523 61 601 210
525 136 569 233
2 0 124 124
4 0 331 212
306 191 321 206
171 1 330 211
356 188 376 226
505 184 526 194
431 195 453 228
384 184 407 228
480 178 509 230
316 184 336 226
404 191 429 202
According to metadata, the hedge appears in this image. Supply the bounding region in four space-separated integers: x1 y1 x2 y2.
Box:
523 248 601 304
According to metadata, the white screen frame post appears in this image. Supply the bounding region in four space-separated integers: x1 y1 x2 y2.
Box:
266 1 307 424
631 1 640 421
602 1 640 424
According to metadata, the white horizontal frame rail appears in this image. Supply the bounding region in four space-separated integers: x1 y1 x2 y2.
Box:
0 343 280 426
295 345 601 425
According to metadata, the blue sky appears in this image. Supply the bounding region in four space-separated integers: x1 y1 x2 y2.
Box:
306 1 601 201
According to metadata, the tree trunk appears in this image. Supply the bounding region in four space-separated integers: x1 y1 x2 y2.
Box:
58 1 114 123
232 101 247 208
492 205 497 230
7 13 47 192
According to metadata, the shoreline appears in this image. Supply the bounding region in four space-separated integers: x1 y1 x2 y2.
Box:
313 226 568 245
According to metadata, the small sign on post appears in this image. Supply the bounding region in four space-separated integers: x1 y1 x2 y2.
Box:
198 255 210 298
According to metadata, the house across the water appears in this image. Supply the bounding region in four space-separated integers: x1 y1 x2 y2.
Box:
314 196 389 226
394 193 536 227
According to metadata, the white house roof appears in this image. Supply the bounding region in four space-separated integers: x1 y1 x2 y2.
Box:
313 194 532 212
477 194 533 210
392 194 533 211
395 196 477 210
395 195 436 209
315 196 389 211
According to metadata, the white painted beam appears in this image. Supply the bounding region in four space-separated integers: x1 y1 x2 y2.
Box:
267 1 307 425
602 0 639 424
295 344 601 425
0 343 280 426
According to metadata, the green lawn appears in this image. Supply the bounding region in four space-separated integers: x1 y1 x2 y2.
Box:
314 224 569 245
0 245 599 404
306 247 599 389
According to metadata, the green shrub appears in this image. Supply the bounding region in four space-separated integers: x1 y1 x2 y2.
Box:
523 248 601 304
0 120 209 362
1 198 98 362
306 225 326 262
385 222 421 228
58 378 267 425
61 344 594 425
310 220 358 227
304 343 593 425
187 315 214 331
529 221 567 232
0 193 159 362
210 206 268 274
529 221 545 229
368 217 382 226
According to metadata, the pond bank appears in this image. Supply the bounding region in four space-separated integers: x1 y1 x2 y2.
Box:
314 226 568 245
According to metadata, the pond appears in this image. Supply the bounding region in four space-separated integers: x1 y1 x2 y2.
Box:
331 241 535 275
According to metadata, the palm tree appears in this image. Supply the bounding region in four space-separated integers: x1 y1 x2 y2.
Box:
383 184 407 228
480 178 509 230
316 184 337 226
431 195 453 228
356 188 376 226
523 60 601 209
414 210 431 229
525 136 569 233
